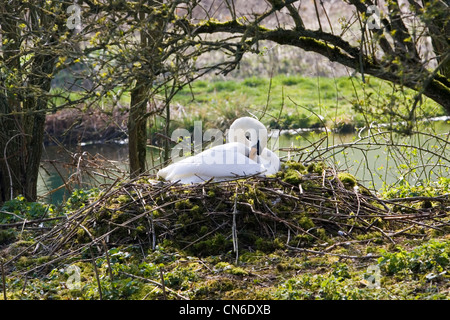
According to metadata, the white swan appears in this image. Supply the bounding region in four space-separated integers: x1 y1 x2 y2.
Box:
228 117 280 176
157 117 280 184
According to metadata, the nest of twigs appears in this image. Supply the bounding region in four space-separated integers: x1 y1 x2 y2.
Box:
5 160 447 276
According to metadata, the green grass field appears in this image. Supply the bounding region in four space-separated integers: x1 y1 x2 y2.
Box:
48 73 446 138
170 74 445 132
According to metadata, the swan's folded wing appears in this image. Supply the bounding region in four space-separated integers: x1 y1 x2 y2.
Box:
157 143 267 184
259 148 280 175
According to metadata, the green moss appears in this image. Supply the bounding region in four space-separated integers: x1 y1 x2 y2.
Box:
277 160 313 185
298 216 315 230
255 237 275 252
228 266 248 276
254 237 285 252
293 234 315 246
195 226 206 236
193 278 235 299
285 161 306 172
192 233 233 256
94 208 111 222
338 172 357 189
150 209 163 218
177 212 191 227
175 199 194 210
307 162 325 174
191 205 203 215
315 228 328 241
76 228 90 243
6 240 35 256
115 194 130 203
111 210 129 223
135 225 146 234
16 256 31 268
214 261 230 270
0 229 17 244
282 169 303 184
214 262 248 276
16 255 52 269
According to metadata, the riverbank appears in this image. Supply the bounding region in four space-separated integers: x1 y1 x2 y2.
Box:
44 75 446 146
44 107 128 146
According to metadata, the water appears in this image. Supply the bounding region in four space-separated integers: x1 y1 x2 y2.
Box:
275 119 450 188
38 143 129 204
38 120 450 204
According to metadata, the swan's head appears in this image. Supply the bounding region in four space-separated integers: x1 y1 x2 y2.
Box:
228 117 268 160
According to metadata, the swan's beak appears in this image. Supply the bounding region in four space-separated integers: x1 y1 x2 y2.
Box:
249 140 260 160
249 147 257 160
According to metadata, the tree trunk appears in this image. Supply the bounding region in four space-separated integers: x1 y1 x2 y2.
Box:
0 92 50 203
127 1 163 178
23 54 55 201
0 96 25 203
128 83 149 178
0 4 55 203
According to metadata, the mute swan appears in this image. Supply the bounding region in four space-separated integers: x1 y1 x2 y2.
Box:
157 117 280 184
228 117 280 176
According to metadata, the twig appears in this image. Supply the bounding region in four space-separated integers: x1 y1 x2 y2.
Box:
1 259 6 300
102 240 114 281
383 194 449 203
89 246 103 300
286 244 380 260
159 267 167 300
120 271 189 300
232 184 239 264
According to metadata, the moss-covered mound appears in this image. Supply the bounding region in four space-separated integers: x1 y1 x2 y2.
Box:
28 162 372 255
9 161 447 259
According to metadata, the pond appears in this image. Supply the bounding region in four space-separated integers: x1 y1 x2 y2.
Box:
38 119 450 204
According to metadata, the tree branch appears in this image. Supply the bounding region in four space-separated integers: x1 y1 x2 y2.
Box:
190 14 450 112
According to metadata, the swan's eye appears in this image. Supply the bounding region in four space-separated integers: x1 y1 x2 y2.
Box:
245 132 251 140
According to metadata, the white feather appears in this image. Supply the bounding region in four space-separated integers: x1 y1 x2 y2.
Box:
157 117 280 184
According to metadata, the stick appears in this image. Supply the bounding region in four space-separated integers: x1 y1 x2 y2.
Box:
286 244 381 260
159 267 167 300
1 260 6 300
120 271 189 300
89 246 103 300
232 185 239 264
102 240 114 281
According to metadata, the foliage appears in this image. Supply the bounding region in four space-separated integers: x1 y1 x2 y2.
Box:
64 188 100 211
381 177 450 199
378 240 450 276
0 196 56 224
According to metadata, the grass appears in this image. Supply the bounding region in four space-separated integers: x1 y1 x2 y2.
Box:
169 74 445 132
2 222 449 300
47 73 446 137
